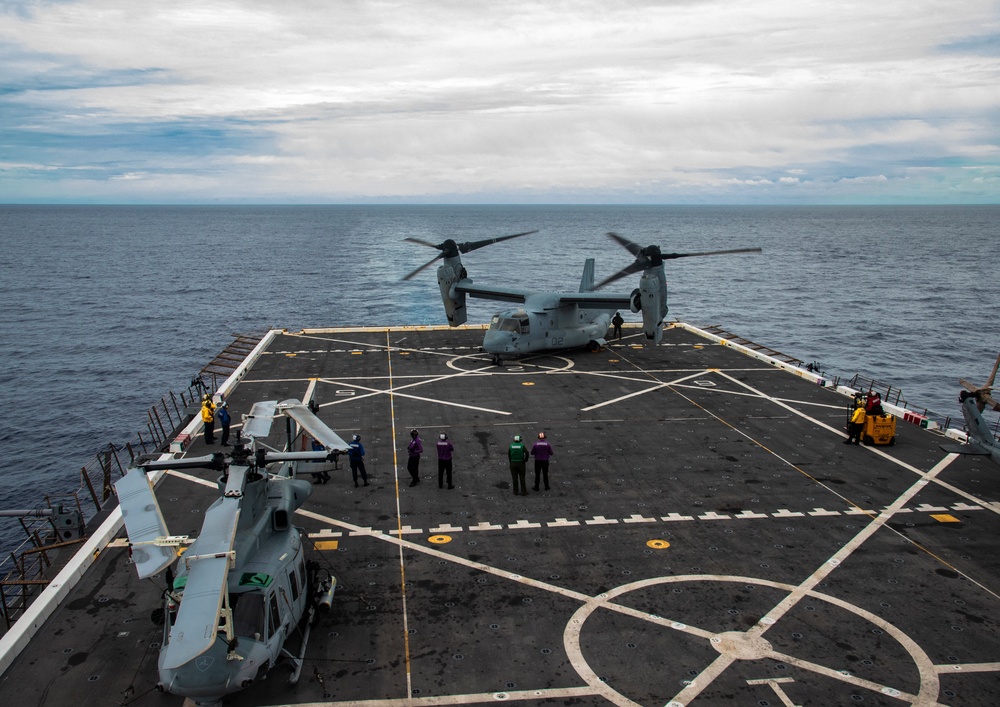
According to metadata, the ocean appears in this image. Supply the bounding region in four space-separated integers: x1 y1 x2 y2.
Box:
1 204 998 549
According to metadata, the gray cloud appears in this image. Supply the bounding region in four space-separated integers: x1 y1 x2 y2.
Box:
1 0 998 203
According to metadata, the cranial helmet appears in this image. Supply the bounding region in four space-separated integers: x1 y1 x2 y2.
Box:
513 435 521 442
411 429 419 437
538 432 546 439
440 433 447 440
353 434 361 442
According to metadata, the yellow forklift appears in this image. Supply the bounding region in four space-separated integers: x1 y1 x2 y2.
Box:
857 391 896 446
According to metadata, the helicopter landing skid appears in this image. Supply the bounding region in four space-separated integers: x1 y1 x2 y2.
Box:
285 605 316 685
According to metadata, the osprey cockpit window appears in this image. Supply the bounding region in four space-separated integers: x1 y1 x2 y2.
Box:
489 312 530 334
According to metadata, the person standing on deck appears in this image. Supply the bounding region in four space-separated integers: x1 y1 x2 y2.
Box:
531 432 554 491
612 311 624 339
436 433 455 489
508 435 529 496
200 395 216 445
348 434 369 487
845 404 866 445
217 401 232 446
407 429 423 486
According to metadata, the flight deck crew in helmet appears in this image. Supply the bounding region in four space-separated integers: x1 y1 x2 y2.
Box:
530 432 553 491
200 394 216 444
407 429 423 486
436 433 455 489
508 435 529 496
348 434 368 487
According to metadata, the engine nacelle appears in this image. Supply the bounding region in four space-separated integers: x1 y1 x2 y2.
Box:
436 260 468 326
635 270 668 343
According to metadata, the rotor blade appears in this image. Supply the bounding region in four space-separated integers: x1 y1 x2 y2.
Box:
458 229 539 254
403 236 442 249
986 352 1000 389
606 232 644 257
402 253 444 281
595 263 645 289
959 378 980 393
661 247 763 260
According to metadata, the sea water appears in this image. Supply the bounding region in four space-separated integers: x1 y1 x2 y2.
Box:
1 204 998 548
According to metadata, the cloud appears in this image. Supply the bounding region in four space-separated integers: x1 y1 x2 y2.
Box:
0 0 998 203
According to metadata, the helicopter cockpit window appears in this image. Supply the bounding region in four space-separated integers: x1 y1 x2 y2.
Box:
489 314 529 334
232 591 265 640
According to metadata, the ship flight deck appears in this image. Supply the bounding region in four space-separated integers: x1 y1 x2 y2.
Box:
1 323 998 707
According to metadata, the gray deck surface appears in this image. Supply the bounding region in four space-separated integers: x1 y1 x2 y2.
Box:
2 324 998 707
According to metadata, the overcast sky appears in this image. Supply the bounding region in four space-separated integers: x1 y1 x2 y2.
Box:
1 0 998 204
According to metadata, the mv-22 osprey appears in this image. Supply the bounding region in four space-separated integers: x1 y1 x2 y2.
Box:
115 399 348 706
404 231 761 364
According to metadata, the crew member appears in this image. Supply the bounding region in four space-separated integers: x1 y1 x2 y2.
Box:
531 432 554 491
612 311 624 339
845 404 866 445
436 433 455 489
200 394 216 445
217 401 232 446
348 434 368 487
508 435 529 496
407 429 423 486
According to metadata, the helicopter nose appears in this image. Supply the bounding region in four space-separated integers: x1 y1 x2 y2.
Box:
483 330 514 354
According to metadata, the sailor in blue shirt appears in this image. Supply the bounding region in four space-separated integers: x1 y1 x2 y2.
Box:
348 434 369 487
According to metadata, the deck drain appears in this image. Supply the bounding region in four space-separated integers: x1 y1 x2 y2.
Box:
453 654 464 660
490 624 500 629
541 648 551 654
87 675 100 682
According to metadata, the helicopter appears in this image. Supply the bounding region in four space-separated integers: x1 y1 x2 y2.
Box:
940 352 1000 464
403 230 761 364
114 398 349 706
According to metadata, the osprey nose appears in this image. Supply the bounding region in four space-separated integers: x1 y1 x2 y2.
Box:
483 330 514 354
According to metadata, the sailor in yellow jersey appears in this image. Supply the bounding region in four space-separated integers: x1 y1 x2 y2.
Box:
845 403 866 445
200 394 217 444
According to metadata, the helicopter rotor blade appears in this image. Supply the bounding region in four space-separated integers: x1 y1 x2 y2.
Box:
661 247 763 260
595 263 645 289
402 253 444 282
402 230 538 281
402 236 443 249
457 229 539 254
606 232 644 257
986 351 1000 390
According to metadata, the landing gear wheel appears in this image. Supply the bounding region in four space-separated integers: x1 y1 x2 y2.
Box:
492 355 503 366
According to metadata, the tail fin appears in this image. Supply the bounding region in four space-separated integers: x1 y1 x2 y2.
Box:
579 258 596 292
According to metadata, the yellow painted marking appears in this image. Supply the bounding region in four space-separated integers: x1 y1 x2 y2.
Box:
285 353 297 357
314 540 340 550
647 539 671 550
608 359 620 363
522 381 535 386
931 514 961 523
428 535 452 545
351 351 363 355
